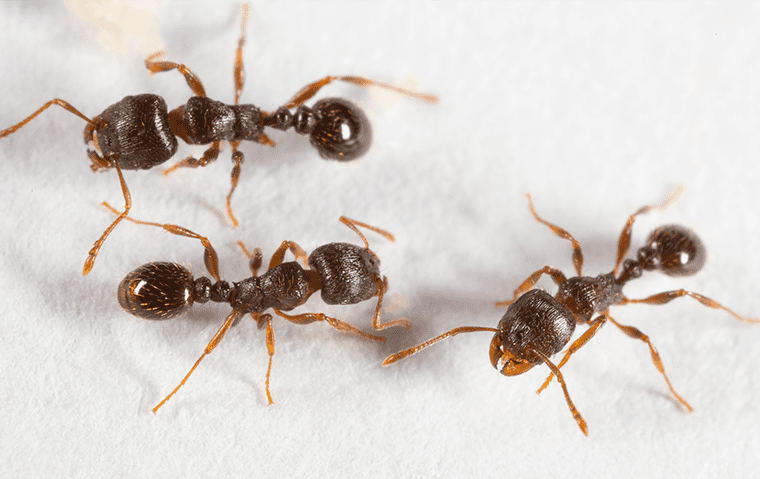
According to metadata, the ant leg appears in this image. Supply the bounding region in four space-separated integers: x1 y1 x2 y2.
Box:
621 290 760 324
537 314 607 394
531 348 588 436
153 309 242 413
526 193 584 276
233 3 250 105
606 315 693 412
0 99 96 138
145 51 207 98
284 76 438 110
225 2 252 226
273 309 385 342
224 135 276 227
250 312 275 405
163 141 221 175
339 216 395 249
370 276 411 330
382 326 499 365
495 266 567 307
100 202 221 281
267 241 309 270
237 242 263 276
83 160 130 276
613 186 684 276
226 146 244 227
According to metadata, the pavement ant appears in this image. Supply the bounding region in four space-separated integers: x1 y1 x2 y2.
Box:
115 212 410 413
383 188 759 435
0 3 437 276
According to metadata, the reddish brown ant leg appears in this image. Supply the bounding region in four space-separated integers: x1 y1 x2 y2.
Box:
526 193 584 276
274 309 385 342
284 75 438 109
258 133 275 147
537 314 607 394
267 241 309 270
495 266 567 307
251 312 275 405
371 276 411 330
606 315 693 412
152 310 242 414
145 50 207 98
622 290 760 324
226 146 244 227
100 202 221 281
532 348 589 436
226 3 251 227
83 160 131 276
613 186 684 276
237 242 263 276
163 141 221 175
233 3 250 105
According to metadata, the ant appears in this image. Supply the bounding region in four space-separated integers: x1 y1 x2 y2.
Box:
0 3 437 276
115 211 410 413
383 188 759 435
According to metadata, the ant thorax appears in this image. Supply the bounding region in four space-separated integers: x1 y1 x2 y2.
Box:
555 273 624 324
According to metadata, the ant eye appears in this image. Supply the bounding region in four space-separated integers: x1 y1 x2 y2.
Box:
309 98 371 161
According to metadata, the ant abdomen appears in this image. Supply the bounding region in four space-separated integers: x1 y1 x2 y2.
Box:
93 94 178 170
118 262 194 320
308 242 380 305
638 224 706 277
309 98 371 161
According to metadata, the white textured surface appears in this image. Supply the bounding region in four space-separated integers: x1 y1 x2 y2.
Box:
1 1 759 477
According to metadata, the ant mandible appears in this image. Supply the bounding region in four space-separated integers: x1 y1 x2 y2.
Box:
0 3 437 276
383 188 759 435
115 211 410 413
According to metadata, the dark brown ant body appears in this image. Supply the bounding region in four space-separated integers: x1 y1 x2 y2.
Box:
117 215 410 413
384 190 759 435
0 3 437 276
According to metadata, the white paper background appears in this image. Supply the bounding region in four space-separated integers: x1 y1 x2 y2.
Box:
1 1 759 477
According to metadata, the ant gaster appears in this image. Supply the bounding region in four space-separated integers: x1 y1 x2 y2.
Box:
0 3 437 276
116 214 410 413
383 188 759 435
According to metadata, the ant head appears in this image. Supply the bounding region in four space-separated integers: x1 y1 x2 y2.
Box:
490 290 576 376
638 224 706 277
118 262 194 320
308 98 371 161
308 242 381 305
489 334 536 376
